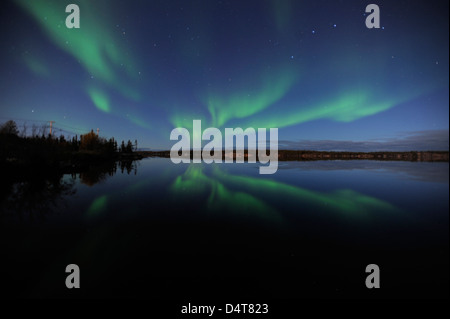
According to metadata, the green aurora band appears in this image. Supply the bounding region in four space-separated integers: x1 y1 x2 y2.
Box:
245 90 399 129
212 167 396 217
86 195 108 218
15 0 144 124
170 165 281 223
171 165 397 221
171 67 423 132
88 87 110 113
15 0 443 139
206 67 298 127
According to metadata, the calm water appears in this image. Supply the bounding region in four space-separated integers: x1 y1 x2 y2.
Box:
1 158 448 298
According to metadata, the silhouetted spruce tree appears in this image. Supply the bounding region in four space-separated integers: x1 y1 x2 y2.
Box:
126 140 133 153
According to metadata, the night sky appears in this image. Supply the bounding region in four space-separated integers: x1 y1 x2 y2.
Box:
0 0 448 150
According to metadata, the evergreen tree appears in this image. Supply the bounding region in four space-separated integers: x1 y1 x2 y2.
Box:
126 140 133 153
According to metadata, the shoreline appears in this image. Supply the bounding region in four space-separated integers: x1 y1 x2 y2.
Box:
137 150 449 162
1 150 447 181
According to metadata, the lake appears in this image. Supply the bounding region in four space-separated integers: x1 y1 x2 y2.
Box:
0 158 448 299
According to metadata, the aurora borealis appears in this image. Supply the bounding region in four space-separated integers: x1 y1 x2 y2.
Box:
1 0 449 302
0 0 448 150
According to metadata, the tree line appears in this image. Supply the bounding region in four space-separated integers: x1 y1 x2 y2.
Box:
0 120 138 166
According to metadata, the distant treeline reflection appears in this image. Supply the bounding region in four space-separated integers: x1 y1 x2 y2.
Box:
0 160 137 222
73 160 137 186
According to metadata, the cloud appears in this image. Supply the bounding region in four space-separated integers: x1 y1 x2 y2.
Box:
279 130 449 151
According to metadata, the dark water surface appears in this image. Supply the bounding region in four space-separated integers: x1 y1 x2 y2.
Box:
1 158 448 298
